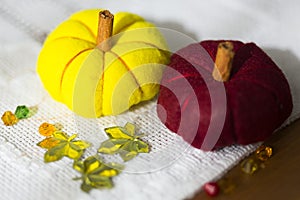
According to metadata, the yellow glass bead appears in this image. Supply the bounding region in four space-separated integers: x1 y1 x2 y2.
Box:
1 111 18 126
39 122 56 137
240 158 258 174
255 145 273 161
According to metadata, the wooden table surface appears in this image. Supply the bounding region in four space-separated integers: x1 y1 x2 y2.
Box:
192 119 300 200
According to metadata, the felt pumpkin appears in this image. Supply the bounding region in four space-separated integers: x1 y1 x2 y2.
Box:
157 40 293 150
37 9 169 117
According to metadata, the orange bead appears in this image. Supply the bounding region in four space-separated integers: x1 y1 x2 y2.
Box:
255 145 273 161
1 111 18 126
39 122 56 137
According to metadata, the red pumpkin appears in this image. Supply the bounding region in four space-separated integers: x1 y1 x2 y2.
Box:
157 40 293 150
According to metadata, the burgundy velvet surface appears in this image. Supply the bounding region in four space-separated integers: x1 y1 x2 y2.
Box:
157 40 293 150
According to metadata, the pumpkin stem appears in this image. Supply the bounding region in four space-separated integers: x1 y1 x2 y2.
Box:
212 41 235 82
97 10 114 51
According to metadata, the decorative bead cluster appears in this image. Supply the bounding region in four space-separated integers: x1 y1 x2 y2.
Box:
241 145 273 174
203 145 273 197
37 122 149 193
1 105 36 126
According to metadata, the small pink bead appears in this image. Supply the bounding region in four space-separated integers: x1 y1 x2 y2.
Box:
203 182 220 197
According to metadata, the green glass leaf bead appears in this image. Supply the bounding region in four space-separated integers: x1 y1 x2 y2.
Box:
73 155 123 192
14 105 30 119
98 123 150 162
37 131 90 163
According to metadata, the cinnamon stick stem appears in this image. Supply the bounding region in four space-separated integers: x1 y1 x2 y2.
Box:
212 41 235 82
97 10 114 51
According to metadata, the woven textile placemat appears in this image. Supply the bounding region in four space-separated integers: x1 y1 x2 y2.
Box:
0 1 300 200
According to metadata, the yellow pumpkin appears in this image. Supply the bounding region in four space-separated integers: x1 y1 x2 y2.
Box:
37 9 169 117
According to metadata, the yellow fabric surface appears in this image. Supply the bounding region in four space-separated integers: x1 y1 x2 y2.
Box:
37 9 169 117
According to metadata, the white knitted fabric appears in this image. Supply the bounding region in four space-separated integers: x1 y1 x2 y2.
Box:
0 1 300 200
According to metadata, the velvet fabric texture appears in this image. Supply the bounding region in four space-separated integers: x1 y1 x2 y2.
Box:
157 40 293 150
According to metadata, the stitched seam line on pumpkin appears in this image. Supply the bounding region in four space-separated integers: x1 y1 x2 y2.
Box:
115 19 145 34
70 19 97 39
51 36 96 46
59 48 94 92
108 50 144 95
181 93 193 113
167 73 202 83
